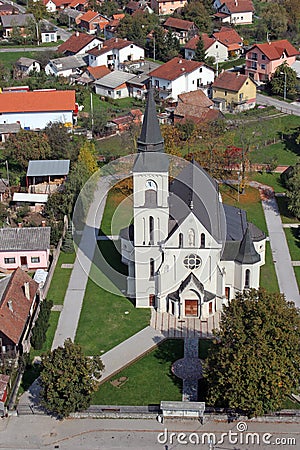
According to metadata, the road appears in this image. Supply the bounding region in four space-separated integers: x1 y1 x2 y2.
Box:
0 415 299 449
256 93 300 116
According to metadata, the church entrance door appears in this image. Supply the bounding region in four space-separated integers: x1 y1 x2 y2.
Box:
185 300 198 317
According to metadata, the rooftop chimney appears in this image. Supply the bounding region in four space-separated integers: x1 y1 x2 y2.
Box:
7 300 13 312
24 282 30 301
41 220 46 227
178 59 182 64
76 31 79 37
18 222 22 228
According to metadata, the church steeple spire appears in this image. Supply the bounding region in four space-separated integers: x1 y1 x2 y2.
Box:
137 88 164 153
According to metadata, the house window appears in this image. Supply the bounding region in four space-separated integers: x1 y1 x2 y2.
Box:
31 257 40 263
130 44 133 48
224 91 227 96
261 54 266 60
209 301 213 314
239 92 244 100
183 254 202 270
200 233 205 248
199 68 202 72
108 90 111 95
225 286 230 300
116 90 121 97
4 257 15 264
179 233 183 248
150 258 155 278
216 44 218 48
261 64 266 70
252 52 257 60
245 269 250 288
251 62 257 70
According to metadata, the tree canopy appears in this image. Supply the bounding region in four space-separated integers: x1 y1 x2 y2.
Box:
286 163 300 219
40 339 104 417
194 35 206 62
268 63 297 100
205 289 300 417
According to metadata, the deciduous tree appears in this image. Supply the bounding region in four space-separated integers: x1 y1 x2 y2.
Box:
261 3 288 38
40 339 104 417
268 63 297 100
205 289 300 417
286 163 300 219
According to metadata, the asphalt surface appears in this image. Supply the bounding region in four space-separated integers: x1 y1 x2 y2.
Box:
256 93 300 116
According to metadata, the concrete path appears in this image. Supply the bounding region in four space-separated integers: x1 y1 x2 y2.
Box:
260 190 300 307
100 326 165 383
182 338 200 402
51 177 111 350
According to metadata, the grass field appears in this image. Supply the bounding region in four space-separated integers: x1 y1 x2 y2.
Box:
95 133 136 158
284 228 300 261
260 242 279 293
46 251 75 305
93 339 184 405
75 241 150 355
0 50 38 68
276 196 299 224
294 266 300 292
221 184 268 235
100 185 133 236
250 172 286 193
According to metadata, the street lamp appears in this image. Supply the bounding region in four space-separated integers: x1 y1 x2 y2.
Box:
280 70 287 101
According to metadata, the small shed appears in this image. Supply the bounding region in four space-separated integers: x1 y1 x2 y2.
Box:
160 401 205 419
26 160 70 193
12 193 48 212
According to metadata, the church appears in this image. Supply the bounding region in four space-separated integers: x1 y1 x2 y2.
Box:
120 90 266 319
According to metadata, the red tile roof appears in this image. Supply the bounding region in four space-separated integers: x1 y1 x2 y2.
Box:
221 0 254 13
149 57 204 81
113 13 125 20
185 34 216 51
79 10 100 22
248 39 299 60
87 37 134 56
213 27 243 51
86 65 110 79
53 0 71 7
177 89 213 108
164 17 195 31
0 268 39 345
0 90 76 113
212 70 250 91
58 32 98 54
69 0 86 6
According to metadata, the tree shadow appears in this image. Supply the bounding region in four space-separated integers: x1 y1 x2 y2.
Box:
281 129 300 158
291 226 300 250
154 339 184 393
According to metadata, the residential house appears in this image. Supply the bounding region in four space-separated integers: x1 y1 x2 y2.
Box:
60 8 83 27
79 10 109 34
149 57 215 101
45 55 87 78
107 109 143 132
245 39 299 83
12 193 48 213
0 90 76 130
213 27 243 57
163 17 198 45
0 13 35 39
43 0 57 12
69 0 88 10
213 0 254 25
94 70 136 99
104 17 123 40
212 70 256 112
14 57 41 79
0 374 10 416
57 31 103 56
150 0 188 15
40 25 58 43
77 64 111 84
26 159 70 194
51 0 72 11
88 37 145 70
127 73 149 98
0 268 40 355
0 3 18 15
173 89 223 124
185 33 228 62
0 227 50 271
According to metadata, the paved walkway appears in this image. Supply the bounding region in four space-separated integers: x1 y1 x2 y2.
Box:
51 177 111 350
182 338 201 402
256 183 300 307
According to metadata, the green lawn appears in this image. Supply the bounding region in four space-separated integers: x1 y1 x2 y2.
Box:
284 228 300 261
221 185 268 235
0 51 37 68
46 251 76 305
250 172 286 193
93 339 183 405
276 196 299 224
75 241 150 355
260 242 279 293
100 186 133 235
250 142 299 166
294 267 300 293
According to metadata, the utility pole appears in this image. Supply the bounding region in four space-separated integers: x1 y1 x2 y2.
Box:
90 92 94 134
153 34 156 61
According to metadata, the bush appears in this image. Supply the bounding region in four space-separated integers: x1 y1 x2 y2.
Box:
31 299 53 350
61 230 74 253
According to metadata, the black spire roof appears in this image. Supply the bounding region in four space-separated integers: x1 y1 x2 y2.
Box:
136 88 164 153
133 88 168 173
236 227 261 264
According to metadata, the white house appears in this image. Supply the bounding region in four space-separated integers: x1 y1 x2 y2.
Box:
0 90 76 130
120 90 266 319
149 57 215 100
213 0 254 25
87 37 144 70
58 31 103 56
41 29 58 43
43 0 57 12
14 57 41 77
185 34 228 62
45 55 86 77
93 71 136 99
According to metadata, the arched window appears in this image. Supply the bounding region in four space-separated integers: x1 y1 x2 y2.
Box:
245 269 250 288
179 233 183 248
149 216 154 244
150 258 155 278
201 233 205 248
188 229 195 246
145 189 157 206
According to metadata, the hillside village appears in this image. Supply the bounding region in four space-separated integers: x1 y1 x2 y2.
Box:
0 0 299 427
